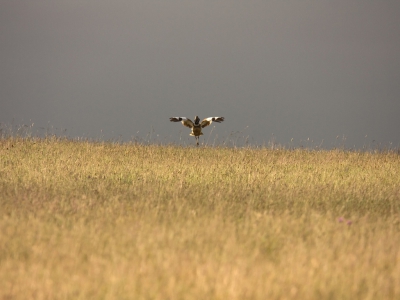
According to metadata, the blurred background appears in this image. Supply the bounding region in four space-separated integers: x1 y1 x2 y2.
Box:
1 1 399 148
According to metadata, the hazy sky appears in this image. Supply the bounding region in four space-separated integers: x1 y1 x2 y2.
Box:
2 1 400 148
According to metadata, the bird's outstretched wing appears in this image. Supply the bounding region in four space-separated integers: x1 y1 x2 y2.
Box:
200 117 224 128
169 117 194 128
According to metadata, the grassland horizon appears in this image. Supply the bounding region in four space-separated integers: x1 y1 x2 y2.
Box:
2 121 399 150
1 136 399 299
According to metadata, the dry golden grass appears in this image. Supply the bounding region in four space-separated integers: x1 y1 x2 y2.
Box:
0 137 399 299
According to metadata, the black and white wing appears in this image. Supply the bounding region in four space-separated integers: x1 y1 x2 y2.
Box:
200 117 224 128
169 117 194 128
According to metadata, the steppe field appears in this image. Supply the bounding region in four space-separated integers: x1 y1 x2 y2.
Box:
1 136 399 299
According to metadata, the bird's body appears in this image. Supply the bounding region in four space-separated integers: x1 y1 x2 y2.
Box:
170 116 224 146
190 125 203 137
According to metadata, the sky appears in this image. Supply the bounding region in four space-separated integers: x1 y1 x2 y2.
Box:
1 1 400 149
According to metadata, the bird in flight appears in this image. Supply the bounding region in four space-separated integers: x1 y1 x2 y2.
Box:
170 116 225 146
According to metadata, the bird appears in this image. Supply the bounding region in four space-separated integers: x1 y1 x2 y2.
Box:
170 116 225 146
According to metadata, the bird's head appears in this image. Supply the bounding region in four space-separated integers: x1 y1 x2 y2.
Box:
194 116 200 125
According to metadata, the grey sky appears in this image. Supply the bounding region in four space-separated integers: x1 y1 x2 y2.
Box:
1 1 400 148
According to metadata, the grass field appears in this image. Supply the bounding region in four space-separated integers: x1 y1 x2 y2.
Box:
1 136 399 299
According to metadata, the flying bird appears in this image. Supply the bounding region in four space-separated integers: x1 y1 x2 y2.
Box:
170 116 225 146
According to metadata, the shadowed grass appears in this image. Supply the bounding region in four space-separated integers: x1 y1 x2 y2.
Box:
1 137 399 299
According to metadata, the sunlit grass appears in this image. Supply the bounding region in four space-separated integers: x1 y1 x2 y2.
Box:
1 137 399 299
